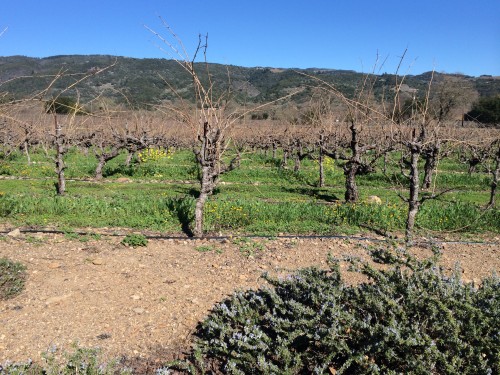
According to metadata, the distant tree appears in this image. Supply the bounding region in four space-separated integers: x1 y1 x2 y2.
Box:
465 96 500 124
428 75 478 122
45 96 84 115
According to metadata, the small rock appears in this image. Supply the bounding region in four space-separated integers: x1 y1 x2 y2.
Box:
91 258 104 265
131 294 141 300
366 195 382 205
7 228 21 238
46 294 72 306
96 333 111 340
133 307 145 314
48 262 61 269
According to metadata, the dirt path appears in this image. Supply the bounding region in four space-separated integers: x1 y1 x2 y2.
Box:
1 233 499 364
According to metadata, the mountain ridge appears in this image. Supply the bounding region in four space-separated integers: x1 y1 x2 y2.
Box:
1 55 499 109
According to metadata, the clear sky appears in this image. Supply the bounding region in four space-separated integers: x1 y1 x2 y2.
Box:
0 0 499 76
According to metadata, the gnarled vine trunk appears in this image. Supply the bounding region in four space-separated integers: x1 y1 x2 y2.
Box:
318 134 325 187
193 122 239 237
422 141 441 189
343 120 361 203
405 143 422 245
94 146 122 180
53 116 67 196
344 162 360 203
487 142 500 208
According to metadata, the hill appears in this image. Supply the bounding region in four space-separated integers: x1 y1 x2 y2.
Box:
1 55 499 110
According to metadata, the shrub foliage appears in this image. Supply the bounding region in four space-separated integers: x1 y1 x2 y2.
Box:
176 245 499 374
120 233 148 247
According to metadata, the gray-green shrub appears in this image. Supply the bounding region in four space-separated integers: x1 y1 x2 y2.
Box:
174 245 499 374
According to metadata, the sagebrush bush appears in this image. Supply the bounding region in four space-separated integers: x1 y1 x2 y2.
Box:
172 245 499 374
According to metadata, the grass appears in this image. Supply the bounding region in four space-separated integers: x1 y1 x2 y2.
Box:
0 148 498 238
64 231 102 242
0 257 27 300
195 244 223 253
232 237 266 257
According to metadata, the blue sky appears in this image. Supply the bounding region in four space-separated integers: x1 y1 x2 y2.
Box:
0 0 499 76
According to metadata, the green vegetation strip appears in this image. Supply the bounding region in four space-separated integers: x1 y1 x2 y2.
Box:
0 149 498 237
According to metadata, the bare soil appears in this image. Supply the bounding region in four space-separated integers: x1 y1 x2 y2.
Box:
1 232 499 366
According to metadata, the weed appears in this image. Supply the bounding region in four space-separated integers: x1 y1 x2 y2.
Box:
65 231 102 242
195 245 214 252
64 231 80 241
232 237 265 257
195 244 223 254
0 258 27 300
121 233 148 247
25 235 45 244
81 233 102 242
195 245 214 253
1 343 132 374
137 147 173 163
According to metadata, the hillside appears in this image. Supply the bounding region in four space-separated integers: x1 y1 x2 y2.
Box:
1 55 499 110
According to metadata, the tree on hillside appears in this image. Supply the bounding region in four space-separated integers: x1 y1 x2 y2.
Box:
465 96 500 124
45 96 85 115
427 75 478 123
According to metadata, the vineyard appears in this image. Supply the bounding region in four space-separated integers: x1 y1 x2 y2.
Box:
0 106 499 241
1 51 500 373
